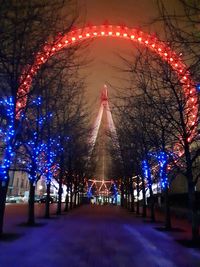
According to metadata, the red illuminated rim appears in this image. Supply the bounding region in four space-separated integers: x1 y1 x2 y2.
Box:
17 25 198 154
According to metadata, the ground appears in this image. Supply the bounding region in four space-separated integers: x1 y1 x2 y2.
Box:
0 204 200 267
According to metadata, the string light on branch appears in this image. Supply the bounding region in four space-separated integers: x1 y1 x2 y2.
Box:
157 151 168 190
21 98 63 183
142 159 152 187
0 97 15 181
146 151 170 191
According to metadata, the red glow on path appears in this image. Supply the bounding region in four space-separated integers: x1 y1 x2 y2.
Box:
16 24 198 153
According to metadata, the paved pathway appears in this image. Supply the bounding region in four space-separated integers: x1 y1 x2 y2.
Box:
0 204 200 267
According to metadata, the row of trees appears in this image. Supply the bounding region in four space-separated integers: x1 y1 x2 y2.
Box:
0 0 90 235
112 0 200 242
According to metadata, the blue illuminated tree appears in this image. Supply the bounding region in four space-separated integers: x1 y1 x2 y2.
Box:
0 97 15 234
17 96 62 224
0 0 80 234
42 138 62 218
20 136 61 224
142 158 155 221
147 150 171 229
157 151 168 190
157 151 171 229
0 98 15 181
110 181 118 205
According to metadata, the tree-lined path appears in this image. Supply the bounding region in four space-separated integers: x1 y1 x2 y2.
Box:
1 205 200 267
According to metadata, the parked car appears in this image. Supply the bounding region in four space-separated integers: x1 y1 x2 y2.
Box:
15 196 24 203
34 195 41 203
6 196 17 203
6 195 25 203
38 195 55 204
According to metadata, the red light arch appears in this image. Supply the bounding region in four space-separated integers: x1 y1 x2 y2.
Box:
17 25 198 152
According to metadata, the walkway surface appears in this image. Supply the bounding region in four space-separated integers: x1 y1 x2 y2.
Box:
1 204 200 267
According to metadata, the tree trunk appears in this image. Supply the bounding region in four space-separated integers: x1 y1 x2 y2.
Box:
74 183 77 208
28 181 35 225
136 199 140 215
77 192 80 206
185 141 199 242
149 187 155 222
79 181 83 205
163 187 171 229
0 179 9 235
127 182 131 210
74 192 77 208
125 191 128 209
57 155 64 215
70 183 73 209
127 186 130 209
142 177 146 218
136 176 140 215
130 178 135 212
56 176 63 215
121 181 124 207
188 181 199 242
125 180 128 209
45 182 51 218
131 190 135 212
64 190 69 212
81 191 84 205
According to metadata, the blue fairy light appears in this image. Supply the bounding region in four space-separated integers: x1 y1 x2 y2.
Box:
196 83 200 92
157 151 168 190
142 159 152 187
0 97 15 181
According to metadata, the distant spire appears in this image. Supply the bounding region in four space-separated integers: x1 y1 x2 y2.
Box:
89 84 122 165
101 84 108 103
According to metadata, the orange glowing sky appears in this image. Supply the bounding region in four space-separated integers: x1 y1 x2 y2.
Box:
77 0 181 113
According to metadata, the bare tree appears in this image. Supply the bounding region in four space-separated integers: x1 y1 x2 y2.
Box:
154 0 200 242
116 36 200 240
0 0 79 234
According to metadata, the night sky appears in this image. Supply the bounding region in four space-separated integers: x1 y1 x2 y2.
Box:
77 0 181 113
76 0 181 178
